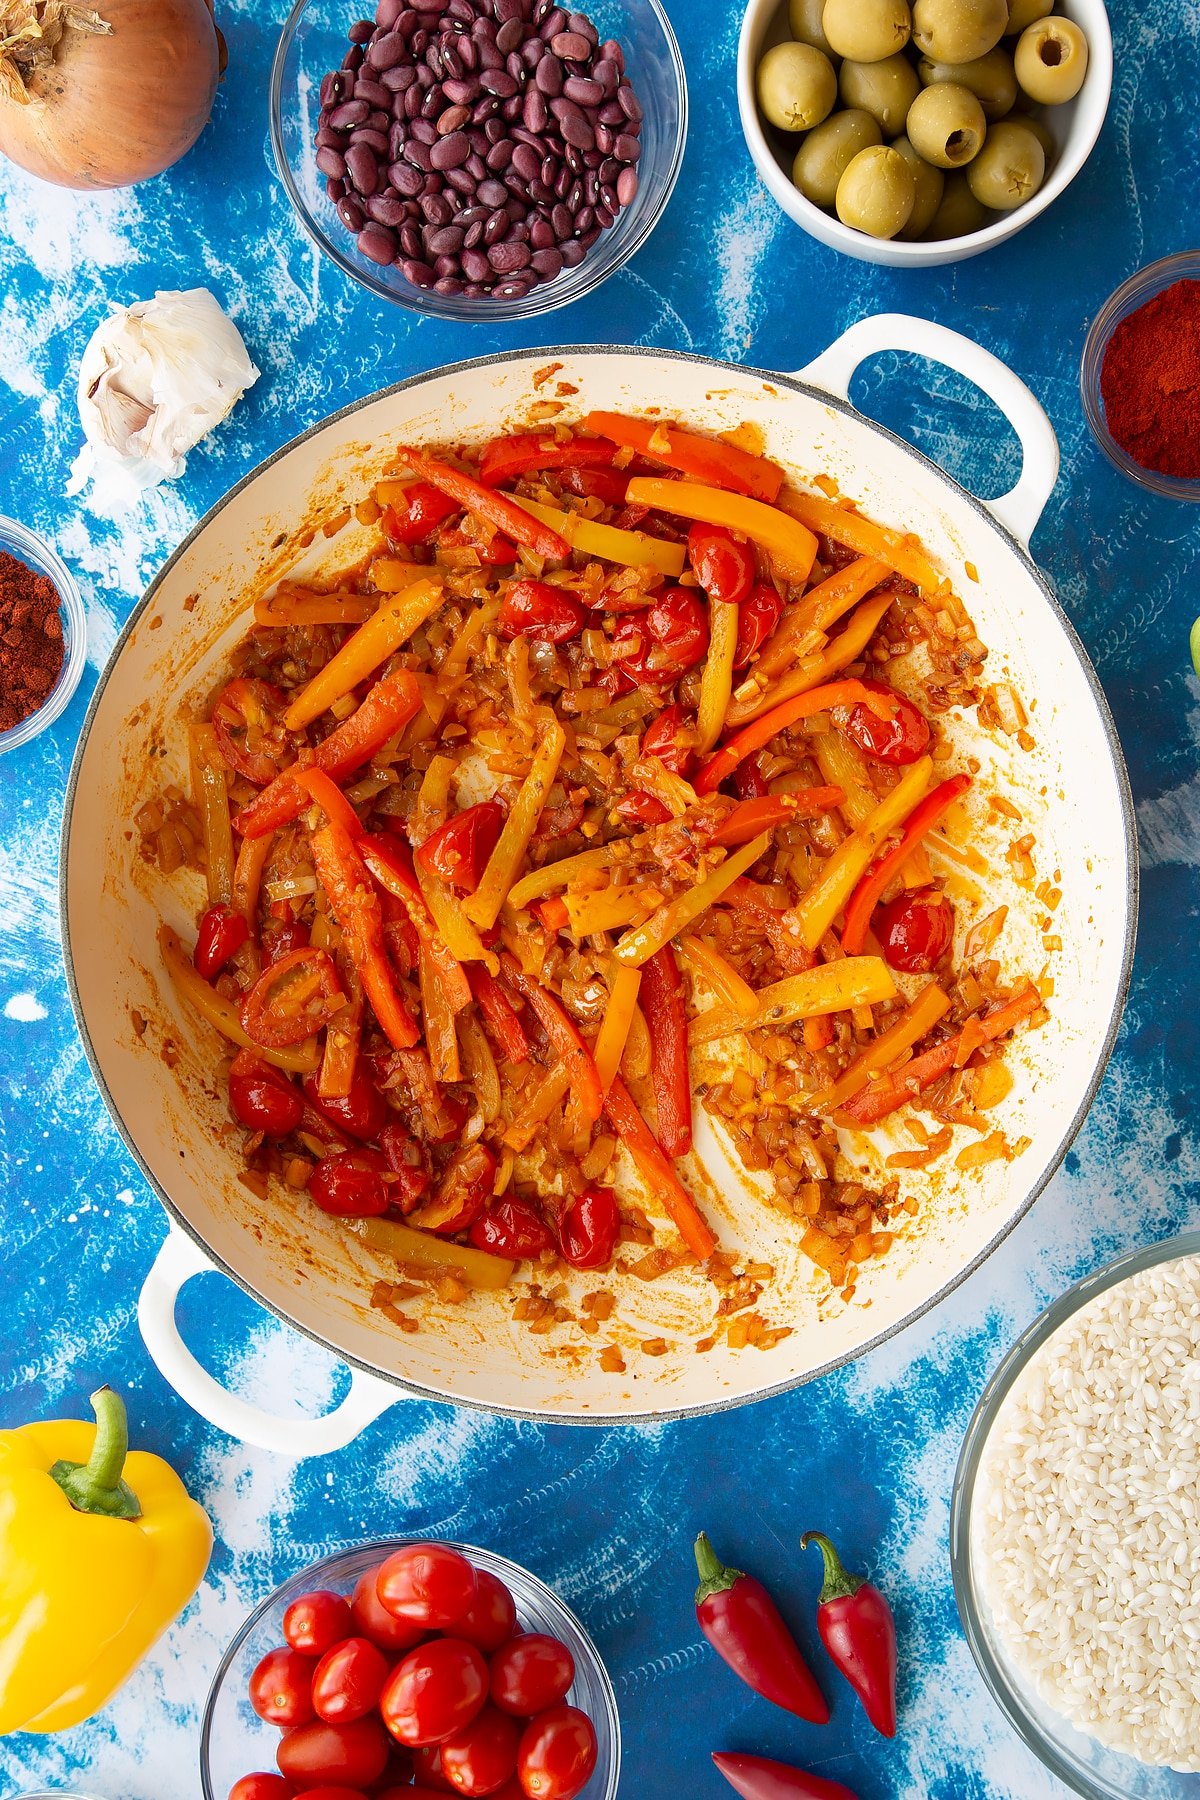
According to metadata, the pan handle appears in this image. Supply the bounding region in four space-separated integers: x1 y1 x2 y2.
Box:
138 1228 401 1458
798 312 1059 545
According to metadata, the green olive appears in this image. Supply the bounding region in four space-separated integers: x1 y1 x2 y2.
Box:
1011 107 1056 158
918 46 1017 117
792 108 883 207
839 52 921 134
822 0 912 63
923 167 991 236
1014 16 1089 103
892 134 946 236
965 116 1045 206
912 0 1007 64
789 0 840 57
835 142 917 236
1004 0 1052 35
756 41 839 131
906 81 987 165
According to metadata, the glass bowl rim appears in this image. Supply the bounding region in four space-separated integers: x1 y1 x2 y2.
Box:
951 1229 1200 1800
1080 249 1200 502
0 515 87 755
267 0 688 322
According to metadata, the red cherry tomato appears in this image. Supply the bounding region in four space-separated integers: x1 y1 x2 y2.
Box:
380 1638 489 1747
640 703 694 776
841 677 931 766
515 1705 597 1800
228 1050 305 1137
308 1150 390 1219
875 885 955 973
302 1068 387 1141
290 1789 368 1800
228 1777 297 1800
349 1565 428 1653
384 482 458 545
734 581 784 671
377 1544 479 1629
311 1636 390 1725
249 1646 316 1727
454 1569 519 1655
440 1705 521 1796
195 903 250 979
378 1122 432 1212
613 588 709 687
409 1143 497 1236
468 1198 553 1262
263 920 311 967
687 523 754 606
732 752 771 800
240 947 346 1048
497 580 587 644
277 1718 390 1790
489 1636 575 1718
557 1186 619 1271
410 1745 455 1790
613 790 671 828
283 1590 354 1658
212 678 293 784
417 802 506 894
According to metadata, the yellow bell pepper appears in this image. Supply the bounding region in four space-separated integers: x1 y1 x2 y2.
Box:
0 1387 211 1734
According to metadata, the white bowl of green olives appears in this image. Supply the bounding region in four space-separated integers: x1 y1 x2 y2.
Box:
737 0 1112 264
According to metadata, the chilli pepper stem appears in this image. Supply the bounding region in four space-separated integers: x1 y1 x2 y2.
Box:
801 1530 864 1604
49 1386 142 1520
694 1531 743 1602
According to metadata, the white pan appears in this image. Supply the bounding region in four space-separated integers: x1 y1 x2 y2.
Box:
62 313 1136 1456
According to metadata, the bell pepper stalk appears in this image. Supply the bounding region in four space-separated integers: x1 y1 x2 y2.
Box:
735 590 897 725
462 716 567 930
814 982 951 1113
709 788 845 848
310 823 421 1051
840 774 972 954
188 723 235 908
0 1385 212 1734
348 1214 513 1289
791 756 934 952
478 431 617 487
159 924 320 1074
801 1530 897 1738
639 944 692 1157
512 493 686 578
837 983 1043 1127
744 556 890 694
625 478 818 585
613 833 772 968
395 446 570 559
591 962 642 1095
499 953 603 1122
359 834 472 1013
689 957 897 1046
468 964 530 1063
234 672 421 840
695 598 739 755
282 577 443 730
583 410 784 502
778 486 943 595
695 680 887 796
602 1075 716 1263
712 1753 861 1800
694 1532 829 1723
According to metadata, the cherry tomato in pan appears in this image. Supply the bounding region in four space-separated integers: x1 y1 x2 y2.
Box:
377 1543 478 1630
308 1150 391 1219
384 483 458 545
277 1718 390 1790
640 702 694 776
311 1636 391 1725
733 582 784 671
228 1051 305 1137
409 1143 497 1236
454 1569 519 1657
875 886 955 974
212 678 293 785
841 678 931 766
613 790 671 828
302 1068 387 1141
228 1777 296 1800
557 1186 619 1272
440 1704 521 1796
378 1122 432 1213
613 588 709 687
410 1744 455 1790
249 1646 316 1727
380 1638 489 1747
468 1198 553 1262
263 921 311 968
687 523 754 607
350 1565 428 1654
283 1590 354 1658
497 580 587 644
240 948 346 1049
194 903 249 979
489 1635 575 1718
417 802 505 894
732 752 771 800
516 1705 597 1800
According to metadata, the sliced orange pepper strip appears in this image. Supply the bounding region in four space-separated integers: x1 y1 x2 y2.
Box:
310 822 420 1051
499 953 603 1123
837 985 1042 1127
625 478 817 584
603 1075 716 1264
294 766 363 839
396 446 570 560
583 411 784 502
709 787 845 846
695 679 883 795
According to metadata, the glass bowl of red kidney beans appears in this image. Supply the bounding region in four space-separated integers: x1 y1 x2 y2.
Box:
201 1538 621 1799
269 0 685 317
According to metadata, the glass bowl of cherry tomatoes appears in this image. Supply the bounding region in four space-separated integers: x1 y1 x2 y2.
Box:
201 1538 620 1800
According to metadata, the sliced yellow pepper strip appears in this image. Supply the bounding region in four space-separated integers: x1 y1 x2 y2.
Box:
463 716 566 928
509 844 611 908
369 555 423 592
513 495 686 577
158 924 319 1073
694 598 739 755
614 833 771 967
625 478 819 584
791 755 933 951
564 883 655 939
189 724 234 908
415 863 498 974
282 577 444 730
592 962 643 1095
347 1215 514 1289
728 590 896 726
676 933 759 1017
812 981 951 1112
754 557 891 688
502 1065 572 1152
777 488 942 594
812 731 879 829
440 598 501 681
690 957 897 1043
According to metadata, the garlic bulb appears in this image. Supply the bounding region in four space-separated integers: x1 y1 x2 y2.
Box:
67 288 260 507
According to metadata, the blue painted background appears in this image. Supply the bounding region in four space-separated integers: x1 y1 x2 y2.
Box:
2 0 1198 1794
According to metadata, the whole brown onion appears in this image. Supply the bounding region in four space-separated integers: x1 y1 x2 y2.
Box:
0 0 223 189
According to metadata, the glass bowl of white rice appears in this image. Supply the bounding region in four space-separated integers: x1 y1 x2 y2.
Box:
952 1231 1200 1799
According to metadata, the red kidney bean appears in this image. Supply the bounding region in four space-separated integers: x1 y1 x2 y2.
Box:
534 52 563 93
355 126 390 152
349 18 373 41
325 173 343 197
317 146 347 177
338 195 365 230
359 223 398 261
367 192 408 225
356 76 393 106
402 256 436 284
613 132 640 162
561 236 585 265
329 97 369 127
320 70 344 104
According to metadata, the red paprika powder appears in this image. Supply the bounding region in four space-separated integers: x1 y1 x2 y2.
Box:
1099 278 1200 479
0 548 65 733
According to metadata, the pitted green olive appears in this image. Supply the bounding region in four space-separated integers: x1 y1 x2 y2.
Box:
906 81 987 165
822 0 912 63
965 116 1045 206
918 46 1017 117
839 52 921 134
835 142 917 236
893 135 946 236
792 108 883 207
757 41 839 131
789 0 840 57
923 168 991 236
1004 0 1052 35
912 0 1007 64
1014 15 1089 103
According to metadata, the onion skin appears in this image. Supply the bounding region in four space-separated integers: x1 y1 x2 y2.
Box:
0 0 221 189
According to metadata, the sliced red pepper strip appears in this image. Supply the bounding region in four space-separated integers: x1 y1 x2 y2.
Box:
293 765 363 839
583 410 784 503
233 672 421 839
359 833 472 1014
839 774 971 955
395 446 570 560
310 822 421 1050
709 787 845 847
640 944 692 1158
468 965 530 1064
695 680 884 796
603 1075 716 1263
478 432 617 487
239 946 346 1048
694 1533 829 1724
837 984 1043 1127
499 953 603 1121
800 1530 897 1738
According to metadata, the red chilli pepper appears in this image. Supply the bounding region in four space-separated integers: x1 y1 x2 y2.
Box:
712 1751 861 1800
801 1531 897 1738
693 1533 828 1724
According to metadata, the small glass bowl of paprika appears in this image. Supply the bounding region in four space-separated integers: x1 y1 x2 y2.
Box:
0 516 88 754
1080 250 1200 502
